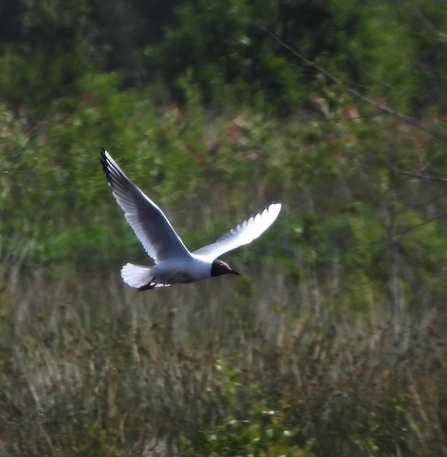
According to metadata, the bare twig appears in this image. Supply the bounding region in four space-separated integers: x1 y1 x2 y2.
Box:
396 170 447 184
259 26 447 144
326 111 393 122
403 0 447 44
371 211 447 246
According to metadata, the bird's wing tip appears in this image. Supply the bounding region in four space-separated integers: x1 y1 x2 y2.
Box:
100 148 109 162
264 202 282 218
99 148 109 173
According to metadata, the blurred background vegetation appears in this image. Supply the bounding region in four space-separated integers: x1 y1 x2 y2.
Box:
1 0 447 455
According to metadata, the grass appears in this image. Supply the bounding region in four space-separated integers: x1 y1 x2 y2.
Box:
1 268 446 456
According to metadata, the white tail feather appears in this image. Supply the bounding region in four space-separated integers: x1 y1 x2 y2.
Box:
121 263 153 288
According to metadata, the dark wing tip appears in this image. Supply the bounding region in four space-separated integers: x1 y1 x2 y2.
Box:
100 148 112 181
100 148 107 161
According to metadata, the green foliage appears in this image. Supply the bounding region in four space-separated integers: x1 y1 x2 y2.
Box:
182 405 313 457
147 0 447 113
152 0 345 111
0 0 94 118
2 0 447 114
181 360 315 456
2 64 447 311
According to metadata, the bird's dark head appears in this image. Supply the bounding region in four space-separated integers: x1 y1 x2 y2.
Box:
211 259 240 277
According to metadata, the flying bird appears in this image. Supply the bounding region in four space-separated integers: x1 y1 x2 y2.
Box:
100 149 281 290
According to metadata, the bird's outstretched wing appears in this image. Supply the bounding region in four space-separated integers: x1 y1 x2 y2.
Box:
193 203 281 260
100 149 191 263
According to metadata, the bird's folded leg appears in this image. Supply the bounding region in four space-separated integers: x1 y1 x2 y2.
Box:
138 278 156 291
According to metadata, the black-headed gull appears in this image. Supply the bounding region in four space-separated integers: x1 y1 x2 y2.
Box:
100 149 281 290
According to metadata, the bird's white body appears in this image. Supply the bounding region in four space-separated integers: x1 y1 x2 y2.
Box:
100 149 282 289
122 255 213 288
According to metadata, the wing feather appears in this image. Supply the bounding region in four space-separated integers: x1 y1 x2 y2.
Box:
100 149 191 263
193 203 281 260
